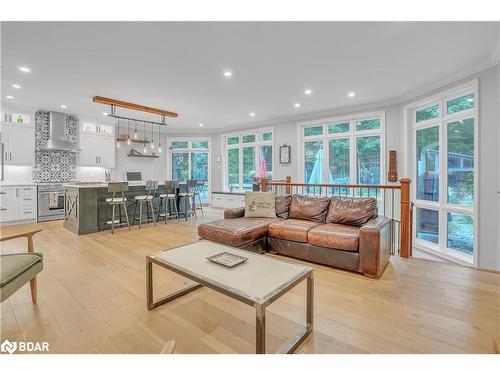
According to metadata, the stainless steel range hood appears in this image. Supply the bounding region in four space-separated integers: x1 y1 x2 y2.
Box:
39 111 81 152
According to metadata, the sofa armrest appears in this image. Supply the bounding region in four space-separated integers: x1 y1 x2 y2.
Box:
358 216 391 278
224 207 246 219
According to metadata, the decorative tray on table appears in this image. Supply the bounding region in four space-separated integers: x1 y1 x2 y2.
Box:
207 252 248 268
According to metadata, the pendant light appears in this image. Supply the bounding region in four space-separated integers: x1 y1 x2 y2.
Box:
143 121 147 153
127 119 131 145
116 118 120 148
150 122 154 150
158 124 162 153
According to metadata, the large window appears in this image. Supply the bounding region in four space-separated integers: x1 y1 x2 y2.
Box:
410 82 477 264
168 139 210 202
223 128 273 191
300 112 384 192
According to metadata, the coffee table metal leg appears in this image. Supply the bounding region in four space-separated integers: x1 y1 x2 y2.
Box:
256 304 266 354
279 274 314 354
146 257 203 310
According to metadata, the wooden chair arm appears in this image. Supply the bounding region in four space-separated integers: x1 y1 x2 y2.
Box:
0 229 43 253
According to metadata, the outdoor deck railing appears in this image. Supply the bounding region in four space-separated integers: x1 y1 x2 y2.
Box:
258 176 412 258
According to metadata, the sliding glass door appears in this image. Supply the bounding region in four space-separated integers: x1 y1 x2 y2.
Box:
411 86 477 264
169 139 210 203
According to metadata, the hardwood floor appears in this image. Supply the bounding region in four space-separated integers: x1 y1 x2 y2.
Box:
1 208 499 354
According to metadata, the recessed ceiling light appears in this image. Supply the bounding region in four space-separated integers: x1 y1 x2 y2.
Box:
19 66 31 73
102 112 108 116
199 123 204 127
250 112 256 117
348 92 356 98
304 89 312 95
6 95 14 99
12 84 21 89
60 105 67 109
294 103 301 108
223 71 232 78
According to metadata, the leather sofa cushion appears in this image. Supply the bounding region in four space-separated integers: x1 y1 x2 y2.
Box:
268 219 321 243
289 195 331 223
198 217 280 247
308 223 360 252
326 197 377 226
275 195 292 219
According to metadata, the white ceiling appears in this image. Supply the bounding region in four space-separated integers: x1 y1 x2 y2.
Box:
2 22 500 131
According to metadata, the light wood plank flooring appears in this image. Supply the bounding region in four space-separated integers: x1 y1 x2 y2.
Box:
1 208 499 353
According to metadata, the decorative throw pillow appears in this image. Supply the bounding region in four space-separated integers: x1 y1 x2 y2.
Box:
244 192 276 218
326 197 377 226
289 195 331 222
275 195 292 219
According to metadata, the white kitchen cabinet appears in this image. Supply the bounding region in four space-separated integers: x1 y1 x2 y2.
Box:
0 185 37 224
79 133 99 165
97 136 115 167
0 187 20 222
79 125 115 168
211 193 245 209
1 124 35 166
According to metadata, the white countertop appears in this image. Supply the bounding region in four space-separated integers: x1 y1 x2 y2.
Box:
0 182 37 187
63 181 147 188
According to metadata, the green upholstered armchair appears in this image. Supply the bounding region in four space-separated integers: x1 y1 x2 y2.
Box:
0 229 43 304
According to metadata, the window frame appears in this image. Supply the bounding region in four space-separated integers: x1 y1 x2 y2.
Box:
407 80 478 266
222 127 274 192
166 137 211 203
297 111 386 187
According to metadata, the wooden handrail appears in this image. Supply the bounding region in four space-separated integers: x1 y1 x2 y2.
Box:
264 182 402 190
0 229 43 253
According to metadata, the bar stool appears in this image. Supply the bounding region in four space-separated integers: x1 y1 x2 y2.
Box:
157 180 180 223
132 180 157 228
178 179 197 221
193 179 205 216
106 182 130 234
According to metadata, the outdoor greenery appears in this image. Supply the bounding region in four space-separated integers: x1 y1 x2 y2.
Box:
242 134 256 143
416 126 439 201
416 104 440 122
261 132 272 141
227 136 239 145
356 136 380 184
304 140 323 182
304 125 323 137
447 118 474 205
356 118 380 131
171 140 188 149
328 122 349 134
192 140 208 149
447 213 473 255
328 138 349 184
447 94 474 114
227 148 240 188
243 147 255 187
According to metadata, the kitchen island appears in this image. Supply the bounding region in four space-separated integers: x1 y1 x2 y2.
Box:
63 182 189 235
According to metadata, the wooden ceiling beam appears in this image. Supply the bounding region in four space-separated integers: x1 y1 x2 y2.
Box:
93 96 178 118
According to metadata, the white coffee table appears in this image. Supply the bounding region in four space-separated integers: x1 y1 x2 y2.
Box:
146 240 314 354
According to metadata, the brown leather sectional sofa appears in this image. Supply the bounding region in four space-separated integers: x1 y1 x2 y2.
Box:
198 195 392 278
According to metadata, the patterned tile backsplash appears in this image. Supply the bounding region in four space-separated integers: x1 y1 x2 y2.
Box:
32 111 79 183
